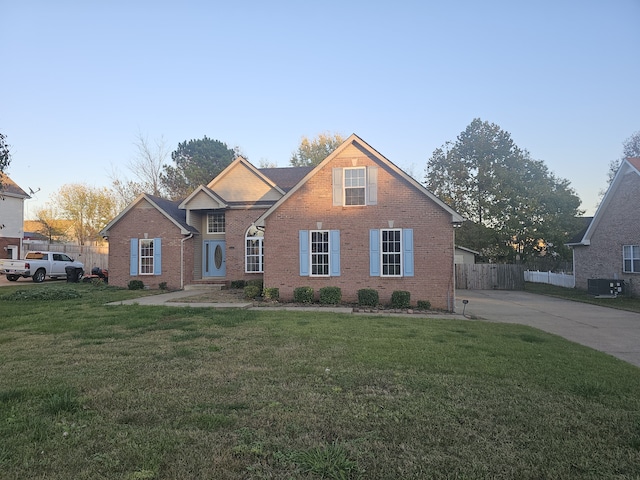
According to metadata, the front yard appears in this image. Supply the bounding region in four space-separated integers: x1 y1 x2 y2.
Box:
1 283 639 479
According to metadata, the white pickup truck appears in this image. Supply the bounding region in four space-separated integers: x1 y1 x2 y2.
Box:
0 251 84 283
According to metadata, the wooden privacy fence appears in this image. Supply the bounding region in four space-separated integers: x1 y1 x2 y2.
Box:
24 243 108 271
456 263 525 290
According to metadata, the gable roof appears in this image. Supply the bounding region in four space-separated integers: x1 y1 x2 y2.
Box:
566 216 593 245
570 157 640 246
207 156 286 196
455 245 480 255
259 166 314 192
178 185 228 210
254 134 464 226
100 193 199 237
0 173 30 199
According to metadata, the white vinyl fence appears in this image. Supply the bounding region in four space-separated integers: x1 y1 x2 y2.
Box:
524 270 575 288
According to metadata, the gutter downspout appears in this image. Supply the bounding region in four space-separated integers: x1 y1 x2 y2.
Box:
180 234 193 290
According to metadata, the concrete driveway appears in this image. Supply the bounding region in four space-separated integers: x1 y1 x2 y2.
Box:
455 289 640 368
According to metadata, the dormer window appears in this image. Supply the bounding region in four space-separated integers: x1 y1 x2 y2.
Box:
344 167 366 206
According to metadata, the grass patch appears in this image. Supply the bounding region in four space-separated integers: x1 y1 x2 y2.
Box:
1 283 640 478
526 282 640 313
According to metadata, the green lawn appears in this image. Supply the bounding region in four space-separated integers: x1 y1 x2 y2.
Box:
1 283 640 479
525 282 640 313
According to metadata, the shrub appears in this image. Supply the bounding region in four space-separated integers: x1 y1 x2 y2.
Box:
2 287 82 301
243 285 261 299
247 279 263 289
159 282 168 291
294 286 314 304
263 287 279 301
391 290 411 309
358 288 379 307
230 280 246 289
319 286 342 304
128 280 145 290
417 300 431 310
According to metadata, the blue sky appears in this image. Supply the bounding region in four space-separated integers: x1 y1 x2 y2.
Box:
2 0 639 218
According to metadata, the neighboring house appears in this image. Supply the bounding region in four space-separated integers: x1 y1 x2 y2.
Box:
24 219 75 243
101 134 464 310
0 173 30 260
455 246 479 264
568 157 640 296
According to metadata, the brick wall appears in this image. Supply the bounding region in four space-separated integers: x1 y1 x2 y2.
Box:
574 172 640 296
107 200 195 290
222 208 267 283
263 147 456 310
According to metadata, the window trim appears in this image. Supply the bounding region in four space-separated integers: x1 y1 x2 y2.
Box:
310 230 330 277
380 228 403 277
139 238 155 275
245 236 264 273
623 245 640 273
207 212 225 234
343 166 366 206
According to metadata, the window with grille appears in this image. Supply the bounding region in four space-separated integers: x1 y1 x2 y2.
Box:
311 230 330 276
207 212 225 233
623 245 640 273
381 229 402 276
344 167 366 206
139 239 154 275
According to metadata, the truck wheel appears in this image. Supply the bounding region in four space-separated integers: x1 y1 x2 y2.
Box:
32 269 46 283
6 274 19 282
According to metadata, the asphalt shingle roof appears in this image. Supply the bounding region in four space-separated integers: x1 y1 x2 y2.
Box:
259 166 313 192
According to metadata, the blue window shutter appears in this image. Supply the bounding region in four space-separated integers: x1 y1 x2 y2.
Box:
367 166 378 205
369 229 380 276
299 230 309 276
330 230 340 276
332 168 343 206
403 229 414 277
130 238 138 276
153 238 162 275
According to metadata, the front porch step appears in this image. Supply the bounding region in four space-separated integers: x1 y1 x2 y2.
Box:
185 282 225 291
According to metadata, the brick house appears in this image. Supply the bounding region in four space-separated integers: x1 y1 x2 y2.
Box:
568 157 640 297
0 173 30 260
101 134 464 310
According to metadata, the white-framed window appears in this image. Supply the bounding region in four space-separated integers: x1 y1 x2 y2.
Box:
310 230 330 276
344 167 366 206
139 238 154 275
245 233 264 273
381 229 402 276
207 212 225 233
623 245 640 273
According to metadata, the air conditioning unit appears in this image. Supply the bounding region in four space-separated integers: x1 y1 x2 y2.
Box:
587 279 625 297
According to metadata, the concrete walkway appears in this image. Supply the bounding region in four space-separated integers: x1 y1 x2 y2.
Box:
455 289 640 368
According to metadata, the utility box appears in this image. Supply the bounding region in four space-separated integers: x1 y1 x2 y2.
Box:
587 279 625 297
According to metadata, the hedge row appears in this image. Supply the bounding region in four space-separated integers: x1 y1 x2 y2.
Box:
229 281 430 309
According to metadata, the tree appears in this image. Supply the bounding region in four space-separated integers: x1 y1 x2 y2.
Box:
0 132 11 193
161 136 238 200
425 118 583 264
603 130 640 188
55 184 119 245
289 132 345 167
33 206 69 243
109 173 144 211
108 133 169 208
130 133 169 196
